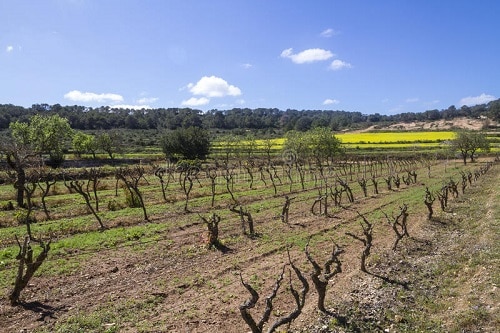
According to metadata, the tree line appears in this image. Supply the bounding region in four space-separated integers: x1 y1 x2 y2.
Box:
1 99 499 132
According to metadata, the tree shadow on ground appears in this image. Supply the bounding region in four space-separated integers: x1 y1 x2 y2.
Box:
19 301 68 322
366 271 410 290
212 242 233 254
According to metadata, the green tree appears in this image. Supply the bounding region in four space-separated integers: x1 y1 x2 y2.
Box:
72 132 98 158
450 131 490 165
11 114 73 166
96 131 123 161
161 127 210 161
1 114 73 206
283 130 309 161
283 127 342 166
307 127 343 165
488 99 500 121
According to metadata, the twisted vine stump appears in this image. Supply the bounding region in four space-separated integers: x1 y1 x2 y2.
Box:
382 204 410 251
346 212 374 273
199 213 221 248
239 266 285 333
9 236 51 305
64 176 106 230
305 238 343 313
280 195 294 224
424 187 435 220
115 166 149 220
371 176 379 195
267 250 309 332
230 205 255 236
358 177 368 197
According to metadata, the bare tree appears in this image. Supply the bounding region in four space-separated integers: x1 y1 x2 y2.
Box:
280 196 294 224
358 177 368 197
435 185 449 212
264 165 278 195
460 171 468 194
205 166 218 207
223 163 238 204
115 166 149 220
242 160 255 189
381 204 409 251
230 205 255 236
85 168 102 212
267 251 309 332
21 177 38 239
304 238 343 313
239 266 286 333
337 178 354 203
384 176 392 191
346 212 374 273
1 141 41 207
371 176 379 195
154 166 169 202
9 235 51 305
424 187 435 220
311 194 327 216
393 174 401 189
448 178 459 198
64 175 106 230
295 160 306 191
199 213 221 248
34 169 57 220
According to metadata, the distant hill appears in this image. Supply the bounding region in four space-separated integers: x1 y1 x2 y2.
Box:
354 116 498 132
1 99 499 132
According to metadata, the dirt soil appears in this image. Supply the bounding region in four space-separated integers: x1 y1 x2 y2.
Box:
359 117 497 132
0 164 498 332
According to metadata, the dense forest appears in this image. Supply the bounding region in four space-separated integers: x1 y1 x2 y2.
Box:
1 99 499 132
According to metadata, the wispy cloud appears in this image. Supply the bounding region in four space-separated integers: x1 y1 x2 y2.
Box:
323 98 340 105
320 28 339 38
281 48 334 64
459 93 496 106
111 104 152 110
64 90 124 103
241 63 253 69
6 45 13 52
181 97 210 107
136 97 158 104
328 59 352 71
405 97 419 103
187 76 242 98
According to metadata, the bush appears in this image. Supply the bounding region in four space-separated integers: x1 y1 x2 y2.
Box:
14 208 36 225
160 126 210 161
107 199 124 211
123 188 141 208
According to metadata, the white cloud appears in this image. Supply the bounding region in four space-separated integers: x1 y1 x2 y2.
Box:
64 90 124 103
320 28 339 38
405 97 419 103
188 76 241 97
323 98 340 105
281 48 334 64
459 93 496 106
241 63 253 69
136 97 158 104
181 97 210 107
6 45 13 52
111 104 152 110
329 59 352 70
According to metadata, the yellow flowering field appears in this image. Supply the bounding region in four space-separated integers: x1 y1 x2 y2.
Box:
336 131 456 144
212 131 457 153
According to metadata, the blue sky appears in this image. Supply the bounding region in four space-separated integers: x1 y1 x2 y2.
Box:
1 0 499 115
